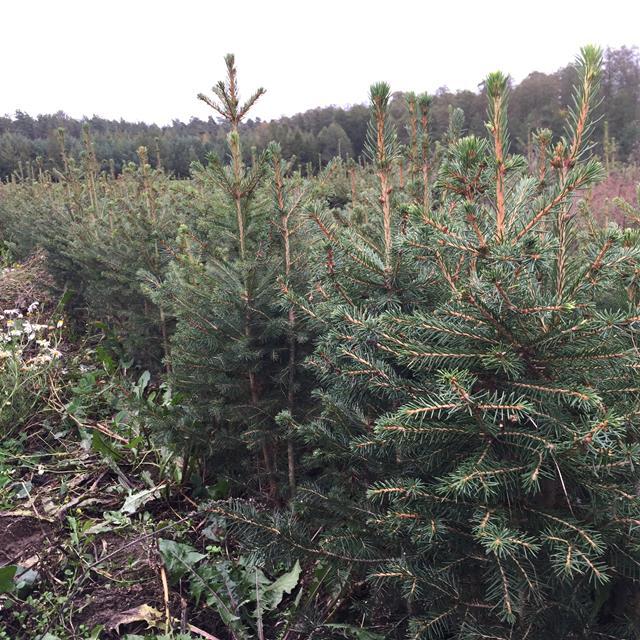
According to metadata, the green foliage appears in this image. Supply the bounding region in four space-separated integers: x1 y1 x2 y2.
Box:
2 45 640 640
153 96 280 486
0 566 17 594
151 60 324 499
159 535 301 639
218 45 640 639
0 144 183 370
158 539 206 581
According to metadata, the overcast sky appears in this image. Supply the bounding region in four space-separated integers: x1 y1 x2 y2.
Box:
2 0 639 125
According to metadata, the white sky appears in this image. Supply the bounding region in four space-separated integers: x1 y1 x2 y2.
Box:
2 0 639 125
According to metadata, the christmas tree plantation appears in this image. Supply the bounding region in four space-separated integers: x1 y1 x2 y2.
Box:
216 46 640 638
1 47 639 640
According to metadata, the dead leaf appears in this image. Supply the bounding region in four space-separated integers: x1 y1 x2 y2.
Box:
105 603 163 633
0 510 53 522
120 485 165 514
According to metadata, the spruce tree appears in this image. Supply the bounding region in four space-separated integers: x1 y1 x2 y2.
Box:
157 56 321 499
223 46 640 639
0 131 179 370
156 54 278 491
215 80 423 633
406 92 433 212
77 145 177 369
267 142 325 495
357 45 640 638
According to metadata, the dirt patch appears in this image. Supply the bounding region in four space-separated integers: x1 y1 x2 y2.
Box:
0 515 56 566
0 250 55 315
72 531 168 632
74 579 160 631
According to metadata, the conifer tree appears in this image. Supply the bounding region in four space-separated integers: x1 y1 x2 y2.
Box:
155 54 281 491
69 144 179 368
0 131 179 369
216 81 423 632
365 83 399 272
407 92 434 213
356 45 639 638
158 56 321 499
223 46 640 639
267 141 328 495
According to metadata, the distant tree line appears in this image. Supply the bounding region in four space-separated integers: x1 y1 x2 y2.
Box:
1 46 638 180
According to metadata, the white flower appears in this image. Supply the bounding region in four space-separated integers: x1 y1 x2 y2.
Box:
3 309 20 317
27 301 40 314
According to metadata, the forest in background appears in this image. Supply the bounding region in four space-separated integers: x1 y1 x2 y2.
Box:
1 46 639 179
1 45 640 640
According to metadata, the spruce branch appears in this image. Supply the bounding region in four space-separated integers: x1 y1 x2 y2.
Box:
486 71 510 240
198 53 266 131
